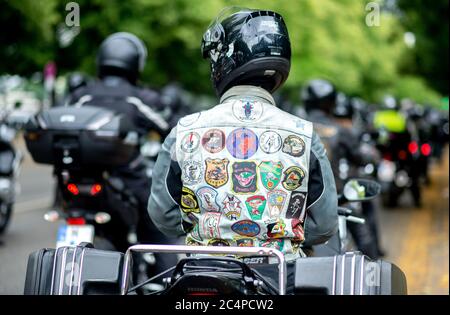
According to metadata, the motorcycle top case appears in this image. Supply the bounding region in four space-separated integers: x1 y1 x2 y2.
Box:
294 252 407 295
24 244 124 295
23 106 137 168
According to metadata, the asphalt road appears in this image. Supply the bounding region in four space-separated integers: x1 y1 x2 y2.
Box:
0 144 56 294
0 138 448 295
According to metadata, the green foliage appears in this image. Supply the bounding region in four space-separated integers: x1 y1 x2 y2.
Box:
0 0 447 106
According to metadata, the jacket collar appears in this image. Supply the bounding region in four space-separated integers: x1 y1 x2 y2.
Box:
220 85 276 106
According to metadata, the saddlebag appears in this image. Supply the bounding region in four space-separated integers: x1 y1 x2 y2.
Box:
24 244 124 295
294 252 407 295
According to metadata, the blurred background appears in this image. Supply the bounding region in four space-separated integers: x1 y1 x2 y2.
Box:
0 0 448 295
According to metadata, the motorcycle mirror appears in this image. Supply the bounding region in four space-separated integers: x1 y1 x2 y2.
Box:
343 178 381 202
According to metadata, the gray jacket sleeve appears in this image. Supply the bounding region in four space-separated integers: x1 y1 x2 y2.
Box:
303 131 339 246
147 127 186 237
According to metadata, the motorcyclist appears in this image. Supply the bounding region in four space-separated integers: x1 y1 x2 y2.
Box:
374 96 422 207
302 79 381 259
148 7 338 293
66 32 176 273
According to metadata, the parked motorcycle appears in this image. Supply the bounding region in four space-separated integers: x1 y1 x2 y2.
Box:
0 110 23 234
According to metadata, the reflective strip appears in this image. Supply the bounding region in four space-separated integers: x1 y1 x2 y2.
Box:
126 96 169 131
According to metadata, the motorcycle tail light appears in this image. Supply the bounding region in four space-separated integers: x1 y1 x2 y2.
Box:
66 217 86 225
421 143 432 156
90 184 102 196
67 183 79 195
408 141 419 154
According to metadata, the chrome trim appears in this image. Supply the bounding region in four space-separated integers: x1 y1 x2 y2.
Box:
50 247 62 295
58 247 69 295
331 255 337 295
359 255 365 295
77 248 87 295
340 254 346 295
68 246 78 295
120 245 287 295
350 253 356 295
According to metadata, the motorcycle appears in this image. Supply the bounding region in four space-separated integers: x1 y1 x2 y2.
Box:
24 178 407 295
23 105 141 251
0 110 23 234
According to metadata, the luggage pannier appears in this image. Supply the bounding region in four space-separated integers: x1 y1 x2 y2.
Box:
24 244 124 295
23 106 137 168
294 252 407 295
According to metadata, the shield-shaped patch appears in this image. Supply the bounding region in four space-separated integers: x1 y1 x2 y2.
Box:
259 161 283 190
205 158 229 188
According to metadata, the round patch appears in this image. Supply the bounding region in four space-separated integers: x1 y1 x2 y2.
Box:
232 99 263 122
180 131 200 153
202 129 225 153
282 166 306 191
226 128 258 159
231 220 260 237
259 131 282 154
282 135 306 157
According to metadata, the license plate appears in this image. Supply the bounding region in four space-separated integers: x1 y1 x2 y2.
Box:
56 224 94 248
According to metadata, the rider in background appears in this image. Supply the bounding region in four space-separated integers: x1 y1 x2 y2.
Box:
302 79 381 259
66 32 176 271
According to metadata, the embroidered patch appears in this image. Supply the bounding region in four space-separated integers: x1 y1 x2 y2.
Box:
196 186 220 212
201 212 222 239
245 195 266 220
226 128 259 159
259 239 284 251
232 99 263 122
191 223 202 240
205 158 229 188
186 236 202 246
231 161 258 194
231 220 261 237
180 187 200 214
259 161 283 190
221 193 242 220
180 131 200 153
282 135 306 157
282 166 306 191
234 237 255 247
181 160 203 185
286 191 307 220
267 189 287 218
202 129 225 153
266 219 287 238
208 238 230 246
259 131 282 154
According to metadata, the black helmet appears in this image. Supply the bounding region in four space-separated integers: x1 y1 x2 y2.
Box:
201 7 291 96
301 79 337 113
96 32 147 83
333 93 354 119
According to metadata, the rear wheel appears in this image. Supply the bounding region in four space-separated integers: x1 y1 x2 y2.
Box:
0 202 13 234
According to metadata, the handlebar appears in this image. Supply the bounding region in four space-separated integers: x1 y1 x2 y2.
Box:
338 207 366 224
